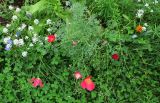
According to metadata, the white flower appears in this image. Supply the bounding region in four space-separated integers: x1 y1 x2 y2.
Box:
3 37 11 44
46 19 52 25
3 28 8 33
33 33 37 36
9 5 14 10
19 39 24 46
32 36 38 43
21 23 26 30
39 42 43 45
25 36 29 39
34 19 39 25
13 39 19 45
6 44 12 48
12 15 18 21
65 1 71 6
28 26 34 31
16 8 21 13
17 27 22 31
132 34 138 39
144 23 148 27
47 28 52 32
6 24 11 28
136 9 144 18
154 0 158 4
22 51 28 57
29 43 34 47
45 37 48 41
150 9 153 12
142 27 146 31
137 0 141 2
145 3 149 7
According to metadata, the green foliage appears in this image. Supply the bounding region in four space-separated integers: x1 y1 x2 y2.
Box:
0 0 160 103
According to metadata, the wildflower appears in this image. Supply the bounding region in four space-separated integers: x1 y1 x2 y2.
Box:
74 71 82 79
144 23 148 27
21 23 27 30
3 37 11 44
137 0 141 2
29 43 34 47
16 7 21 13
81 76 95 91
16 31 21 37
28 26 34 31
136 25 143 33
19 39 24 46
5 44 12 51
136 9 144 18
7 39 13 44
3 28 8 33
13 39 24 46
17 27 22 31
48 35 56 43
12 15 18 21
154 0 158 4
65 1 71 7
22 51 28 57
9 5 14 10
32 35 38 43
6 24 11 28
142 27 146 31
34 19 39 25
132 34 138 39
112 53 119 60
145 3 149 7
13 39 19 45
47 28 52 32
25 36 29 39
46 19 52 25
30 78 44 88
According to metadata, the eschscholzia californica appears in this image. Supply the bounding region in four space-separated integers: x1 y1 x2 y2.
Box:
74 71 82 79
48 35 56 43
81 76 95 91
112 53 119 60
136 25 143 33
30 78 44 88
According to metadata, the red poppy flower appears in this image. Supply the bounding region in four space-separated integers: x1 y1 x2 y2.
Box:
48 35 56 42
112 53 119 60
81 76 95 91
29 78 44 88
74 71 82 79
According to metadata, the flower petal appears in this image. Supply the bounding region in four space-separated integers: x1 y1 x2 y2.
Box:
81 81 86 89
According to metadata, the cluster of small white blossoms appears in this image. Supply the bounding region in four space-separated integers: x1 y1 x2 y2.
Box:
136 0 159 18
2 5 54 58
9 5 21 21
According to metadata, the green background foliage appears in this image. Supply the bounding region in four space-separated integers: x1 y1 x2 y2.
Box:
0 0 160 102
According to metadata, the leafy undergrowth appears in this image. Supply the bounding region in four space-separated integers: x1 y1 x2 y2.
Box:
0 0 160 102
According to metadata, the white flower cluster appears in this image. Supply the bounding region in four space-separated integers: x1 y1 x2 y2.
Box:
136 9 144 18
13 39 24 46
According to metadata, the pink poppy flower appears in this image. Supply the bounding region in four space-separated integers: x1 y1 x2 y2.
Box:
74 71 82 79
81 76 95 91
48 34 56 42
30 78 44 88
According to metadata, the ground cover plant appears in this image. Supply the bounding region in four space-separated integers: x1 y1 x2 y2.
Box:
0 0 160 102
